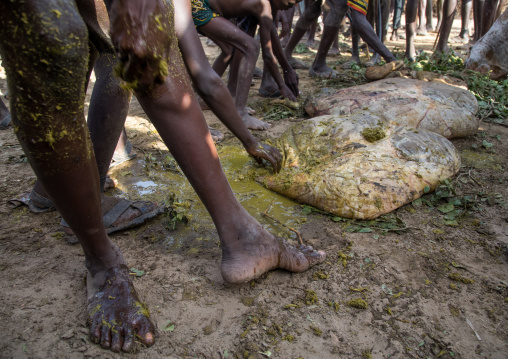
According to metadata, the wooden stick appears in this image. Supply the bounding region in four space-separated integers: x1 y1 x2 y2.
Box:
262 202 304 246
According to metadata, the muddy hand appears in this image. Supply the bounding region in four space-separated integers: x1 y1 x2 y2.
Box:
283 69 299 99
109 0 172 89
88 265 154 352
247 142 282 173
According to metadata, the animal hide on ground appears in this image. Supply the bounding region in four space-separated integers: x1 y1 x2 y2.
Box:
304 78 478 139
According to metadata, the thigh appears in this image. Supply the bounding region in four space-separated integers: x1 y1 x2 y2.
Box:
199 17 257 55
0 0 90 155
325 0 349 25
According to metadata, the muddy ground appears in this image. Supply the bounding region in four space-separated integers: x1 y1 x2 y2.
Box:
0 17 507 359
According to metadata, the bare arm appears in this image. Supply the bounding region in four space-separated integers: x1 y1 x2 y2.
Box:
270 19 299 97
173 0 282 172
109 0 172 90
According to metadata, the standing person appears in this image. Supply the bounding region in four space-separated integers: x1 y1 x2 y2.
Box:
0 0 326 353
190 0 301 130
390 0 406 40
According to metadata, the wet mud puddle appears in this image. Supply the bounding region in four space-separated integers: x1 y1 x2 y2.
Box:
109 144 307 251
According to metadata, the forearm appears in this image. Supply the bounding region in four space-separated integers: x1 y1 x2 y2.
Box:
270 25 292 74
197 81 258 149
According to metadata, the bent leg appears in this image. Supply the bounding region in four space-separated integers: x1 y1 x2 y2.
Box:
351 9 397 62
200 18 266 130
284 0 323 64
135 36 326 284
0 0 154 352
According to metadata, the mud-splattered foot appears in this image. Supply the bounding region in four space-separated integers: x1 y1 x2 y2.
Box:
220 236 326 284
87 265 155 352
242 113 270 131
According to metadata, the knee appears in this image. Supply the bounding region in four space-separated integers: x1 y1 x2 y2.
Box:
324 5 348 26
240 36 260 61
195 71 225 97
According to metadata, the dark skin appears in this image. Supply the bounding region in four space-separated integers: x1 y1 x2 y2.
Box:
0 97 10 129
434 0 501 53
196 0 300 130
1 0 324 352
31 0 282 206
348 8 397 64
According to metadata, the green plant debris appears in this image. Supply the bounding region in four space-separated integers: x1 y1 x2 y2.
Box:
361 126 386 142
328 301 340 312
304 290 319 305
392 291 404 299
282 334 295 342
166 194 191 229
362 349 373 359
163 320 175 332
240 329 249 338
338 251 349 267
350 287 370 299
284 303 301 309
310 325 323 336
450 283 459 290
347 298 368 309
51 232 65 239
313 271 329 280
449 305 460 317
449 272 474 284
129 268 144 277
410 50 508 125
240 297 255 307
385 307 393 315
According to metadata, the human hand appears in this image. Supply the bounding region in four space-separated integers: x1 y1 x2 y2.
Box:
275 10 290 39
246 142 282 173
282 68 299 98
109 0 172 90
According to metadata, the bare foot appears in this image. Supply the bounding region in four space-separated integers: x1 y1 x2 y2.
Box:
208 127 224 143
309 65 339 78
87 264 155 352
242 112 270 131
220 233 326 284
328 47 340 56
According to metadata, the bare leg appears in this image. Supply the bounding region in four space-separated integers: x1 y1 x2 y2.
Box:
135 43 325 284
473 0 485 41
435 0 457 53
311 0 349 75
281 7 295 47
436 0 444 30
0 0 154 352
481 0 500 36
405 0 418 60
306 17 320 47
324 9 341 54
426 0 434 30
284 0 323 68
453 0 472 42
311 26 342 74
351 9 397 62
200 18 269 130
391 0 406 40
417 0 428 35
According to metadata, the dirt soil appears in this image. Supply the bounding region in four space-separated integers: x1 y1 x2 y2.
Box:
0 17 507 359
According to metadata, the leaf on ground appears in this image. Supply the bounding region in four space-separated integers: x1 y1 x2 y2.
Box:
163 320 175 332
130 268 145 277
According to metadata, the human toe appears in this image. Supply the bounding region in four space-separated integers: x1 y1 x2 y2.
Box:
110 329 124 353
100 326 112 349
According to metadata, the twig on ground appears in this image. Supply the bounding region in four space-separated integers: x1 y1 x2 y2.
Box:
262 201 304 246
